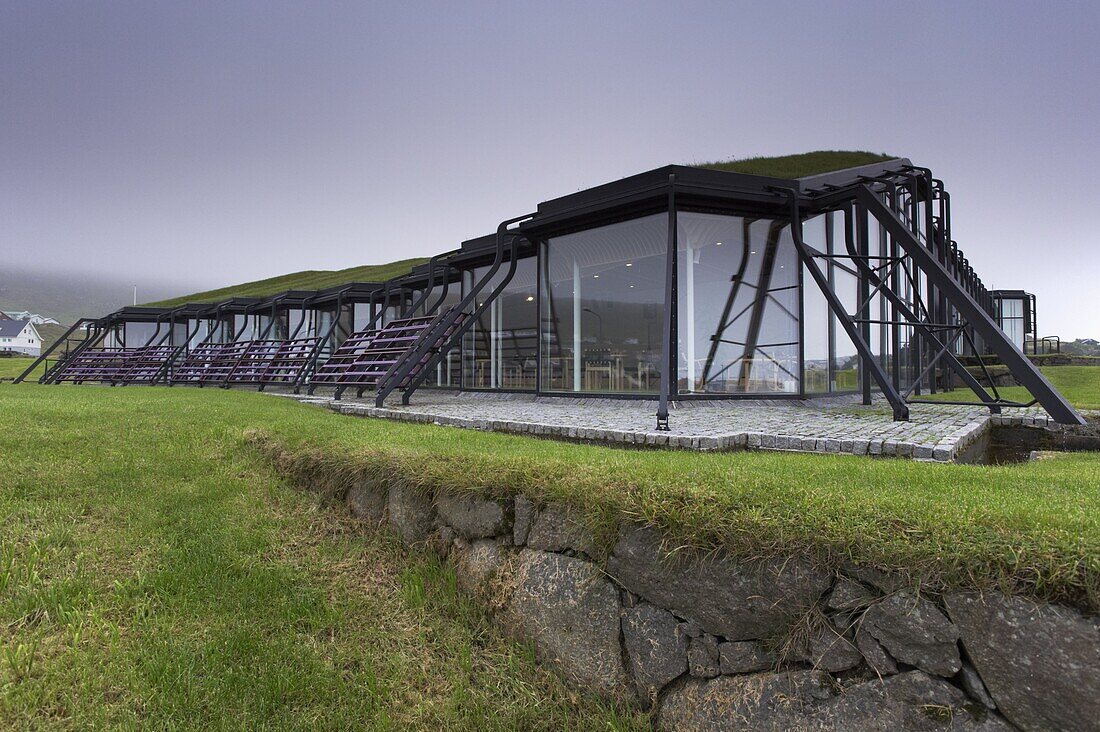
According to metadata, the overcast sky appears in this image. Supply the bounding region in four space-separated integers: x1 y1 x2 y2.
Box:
2 1 1097 337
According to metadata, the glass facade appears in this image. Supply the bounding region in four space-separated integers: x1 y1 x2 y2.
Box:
800 212 860 394
463 257 538 390
677 212 800 394
422 276 463 387
541 213 668 394
997 297 1025 349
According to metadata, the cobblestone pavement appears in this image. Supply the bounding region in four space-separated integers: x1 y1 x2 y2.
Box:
271 389 1066 463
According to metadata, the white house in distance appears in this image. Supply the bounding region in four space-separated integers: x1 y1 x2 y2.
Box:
0 310 59 325
0 319 42 356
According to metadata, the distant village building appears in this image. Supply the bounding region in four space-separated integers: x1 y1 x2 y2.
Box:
0 310 60 325
0 319 42 356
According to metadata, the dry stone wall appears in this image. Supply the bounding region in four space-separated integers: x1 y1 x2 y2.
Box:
343 478 1100 731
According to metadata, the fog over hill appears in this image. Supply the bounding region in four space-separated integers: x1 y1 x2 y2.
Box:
0 266 201 325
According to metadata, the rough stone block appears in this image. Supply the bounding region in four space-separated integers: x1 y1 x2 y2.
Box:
387 482 435 544
504 549 631 701
946 591 1100 732
621 601 688 707
687 634 720 678
658 670 1012 731
345 479 386 527
718 640 774 674
862 591 960 677
452 539 505 594
826 577 875 611
435 493 511 539
607 525 831 641
513 495 534 546
526 503 598 557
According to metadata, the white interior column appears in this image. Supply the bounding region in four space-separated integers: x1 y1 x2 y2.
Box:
573 258 582 392
685 240 696 393
490 296 498 388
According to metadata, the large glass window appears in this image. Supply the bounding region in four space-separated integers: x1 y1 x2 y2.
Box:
422 275 463 388
676 212 799 394
998 298 1025 348
831 211 860 392
124 322 159 348
801 215 830 394
541 213 667 394
463 257 538 390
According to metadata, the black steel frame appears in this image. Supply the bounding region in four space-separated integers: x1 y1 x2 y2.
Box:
43 160 1082 426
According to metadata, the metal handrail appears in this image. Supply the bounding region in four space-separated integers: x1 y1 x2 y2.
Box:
376 213 534 407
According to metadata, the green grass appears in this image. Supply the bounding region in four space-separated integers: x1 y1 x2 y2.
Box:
693 150 897 179
144 258 428 309
924 365 1100 411
0 358 41 382
2 384 1097 727
0 384 643 729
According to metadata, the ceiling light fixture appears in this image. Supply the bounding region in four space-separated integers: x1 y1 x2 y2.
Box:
525 296 534 302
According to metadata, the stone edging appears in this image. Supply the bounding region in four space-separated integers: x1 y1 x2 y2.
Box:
282 394 1027 463
331 474 1100 731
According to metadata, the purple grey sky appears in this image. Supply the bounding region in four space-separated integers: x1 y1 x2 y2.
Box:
2 1 1098 336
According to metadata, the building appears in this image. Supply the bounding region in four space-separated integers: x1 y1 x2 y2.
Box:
0 319 42 356
0 310 60 325
24 157 1084 425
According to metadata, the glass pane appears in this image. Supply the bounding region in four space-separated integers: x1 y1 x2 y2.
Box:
831 212 860 392
463 257 538 390
421 275 463 388
542 213 668 394
676 212 799 394
801 215 829 394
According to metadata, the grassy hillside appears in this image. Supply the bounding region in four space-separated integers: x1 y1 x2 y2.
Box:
145 257 428 308
694 150 897 179
0 267 191 325
925 365 1100 411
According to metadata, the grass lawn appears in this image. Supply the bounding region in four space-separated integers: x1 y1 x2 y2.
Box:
923 365 1100 411
0 384 642 729
0 358 42 383
2 383 1098 726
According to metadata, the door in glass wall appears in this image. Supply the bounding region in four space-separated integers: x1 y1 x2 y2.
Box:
463 257 538 390
541 213 668 394
677 212 800 394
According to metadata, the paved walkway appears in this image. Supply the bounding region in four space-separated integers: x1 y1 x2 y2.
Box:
272 389 1061 462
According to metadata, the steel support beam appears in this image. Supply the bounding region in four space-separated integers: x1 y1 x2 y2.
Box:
776 187 910 421
856 185 1084 425
656 175 675 429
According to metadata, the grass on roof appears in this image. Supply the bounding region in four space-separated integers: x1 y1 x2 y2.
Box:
693 150 898 179
144 257 429 308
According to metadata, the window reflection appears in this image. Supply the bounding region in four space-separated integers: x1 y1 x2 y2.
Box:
541 214 667 393
676 212 800 394
463 258 538 390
